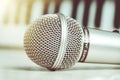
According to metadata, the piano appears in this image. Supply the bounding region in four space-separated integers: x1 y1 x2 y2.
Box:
0 0 120 48
0 0 120 27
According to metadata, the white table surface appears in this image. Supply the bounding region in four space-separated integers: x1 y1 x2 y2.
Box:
0 49 120 80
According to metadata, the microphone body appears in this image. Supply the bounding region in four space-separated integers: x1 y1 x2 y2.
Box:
24 13 120 70
83 28 120 64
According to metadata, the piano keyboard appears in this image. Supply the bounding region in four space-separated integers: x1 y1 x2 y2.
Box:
0 0 120 48
0 0 120 29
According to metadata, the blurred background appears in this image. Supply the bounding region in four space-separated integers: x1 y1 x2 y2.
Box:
0 0 120 49
0 0 120 80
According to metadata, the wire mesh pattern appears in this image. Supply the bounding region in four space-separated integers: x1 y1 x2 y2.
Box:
24 14 61 68
24 14 84 70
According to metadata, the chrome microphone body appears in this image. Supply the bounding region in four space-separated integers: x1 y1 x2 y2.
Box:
84 28 120 64
24 13 120 71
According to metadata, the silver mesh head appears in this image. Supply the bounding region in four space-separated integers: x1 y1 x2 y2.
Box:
24 14 84 70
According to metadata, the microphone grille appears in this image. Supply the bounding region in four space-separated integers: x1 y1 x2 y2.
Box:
24 14 61 68
24 14 84 70
60 17 84 69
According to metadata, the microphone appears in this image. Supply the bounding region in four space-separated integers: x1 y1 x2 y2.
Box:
24 13 120 71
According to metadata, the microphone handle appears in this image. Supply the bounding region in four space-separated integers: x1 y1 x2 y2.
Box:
79 28 120 64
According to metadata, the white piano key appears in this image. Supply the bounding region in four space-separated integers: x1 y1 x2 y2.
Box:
19 3 28 25
76 0 84 25
48 1 55 14
100 0 115 31
0 0 10 25
30 1 43 23
0 1 8 24
9 2 17 25
0 25 26 47
59 0 72 17
88 0 97 28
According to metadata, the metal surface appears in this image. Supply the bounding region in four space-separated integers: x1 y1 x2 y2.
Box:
52 13 68 69
85 28 120 64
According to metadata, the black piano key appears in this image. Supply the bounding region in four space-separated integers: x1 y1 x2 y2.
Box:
72 0 80 19
82 0 92 27
95 0 105 28
43 0 51 14
114 0 120 29
54 0 63 13
113 30 119 33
